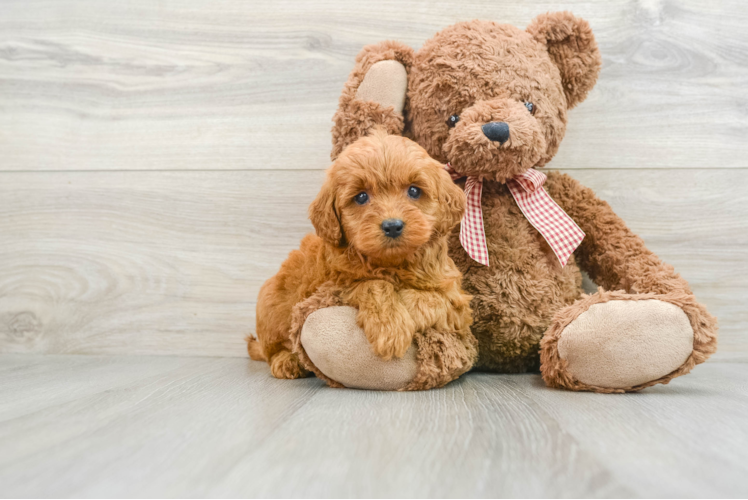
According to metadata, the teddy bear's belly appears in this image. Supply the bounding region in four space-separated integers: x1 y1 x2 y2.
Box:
448 188 583 373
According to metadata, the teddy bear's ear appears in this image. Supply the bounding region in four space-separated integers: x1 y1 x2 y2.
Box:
331 41 415 160
308 171 345 247
526 12 602 109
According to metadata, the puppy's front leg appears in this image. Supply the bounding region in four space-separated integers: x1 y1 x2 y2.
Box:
349 280 415 361
398 288 472 334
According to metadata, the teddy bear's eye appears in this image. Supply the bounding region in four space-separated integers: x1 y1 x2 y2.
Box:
524 102 536 115
407 185 422 200
353 192 369 205
446 115 460 128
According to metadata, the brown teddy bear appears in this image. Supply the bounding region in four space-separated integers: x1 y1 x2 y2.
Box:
291 12 718 392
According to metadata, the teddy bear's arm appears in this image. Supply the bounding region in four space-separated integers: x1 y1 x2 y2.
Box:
545 171 689 295
330 41 414 160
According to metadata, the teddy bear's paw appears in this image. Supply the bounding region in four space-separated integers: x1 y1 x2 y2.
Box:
555 299 694 390
355 60 408 115
300 306 418 390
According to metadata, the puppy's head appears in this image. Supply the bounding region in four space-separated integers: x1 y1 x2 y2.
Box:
309 130 465 265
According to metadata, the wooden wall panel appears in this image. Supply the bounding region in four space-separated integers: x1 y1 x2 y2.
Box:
1 169 745 358
0 0 747 172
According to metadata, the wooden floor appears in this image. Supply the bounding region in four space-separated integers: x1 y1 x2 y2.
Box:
1 354 747 498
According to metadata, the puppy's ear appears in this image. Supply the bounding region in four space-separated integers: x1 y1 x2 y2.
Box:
435 167 466 235
526 12 601 109
308 173 345 247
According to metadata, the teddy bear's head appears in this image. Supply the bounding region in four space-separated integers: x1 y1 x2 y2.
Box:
335 12 601 183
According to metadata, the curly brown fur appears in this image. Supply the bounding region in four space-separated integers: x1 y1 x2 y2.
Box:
253 130 476 387
247 336 266 361
526 12 601 109
447 179 583 372
333 17 596 175
402 326 479 391
328 12 717 389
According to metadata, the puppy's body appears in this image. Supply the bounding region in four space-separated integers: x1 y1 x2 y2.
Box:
251 131 473 380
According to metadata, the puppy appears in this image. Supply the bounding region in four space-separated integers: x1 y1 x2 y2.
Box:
249 130 472 381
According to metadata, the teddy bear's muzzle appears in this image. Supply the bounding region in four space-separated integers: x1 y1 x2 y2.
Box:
441 98 546 183
481 121 510 144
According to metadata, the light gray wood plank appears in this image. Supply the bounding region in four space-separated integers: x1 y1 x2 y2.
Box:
505 365 748 498
0 355 196 422
0 354 746 497
0 169 319 357
0 355 325 498
0 168 745 358
0 0 746 171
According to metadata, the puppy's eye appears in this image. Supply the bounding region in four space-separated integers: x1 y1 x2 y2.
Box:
353 192 369 205
407 186 422 200
524 102 536 115
446 115 460 128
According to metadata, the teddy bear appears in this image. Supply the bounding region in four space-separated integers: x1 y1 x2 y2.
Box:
288 11 718 392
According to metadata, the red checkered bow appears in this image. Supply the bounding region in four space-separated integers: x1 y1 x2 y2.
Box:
444 163 585 267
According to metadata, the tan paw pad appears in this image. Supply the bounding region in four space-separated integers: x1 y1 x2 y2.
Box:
355 60 408 114
301 306 417 390
558 299 694 389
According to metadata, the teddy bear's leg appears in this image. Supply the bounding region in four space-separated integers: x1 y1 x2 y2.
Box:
297 306 478 391
300 306 419 390
540 290 717 392
541 173 719 393
287 283 420 390
401 327 478 391
287 283 476 390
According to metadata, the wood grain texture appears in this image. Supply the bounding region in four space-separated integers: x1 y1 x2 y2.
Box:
0 354 746 498
1 169 745 358
0 0 747 171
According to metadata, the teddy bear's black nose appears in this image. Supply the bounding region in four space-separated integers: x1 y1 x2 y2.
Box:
381 218 404 238
482 121 510 144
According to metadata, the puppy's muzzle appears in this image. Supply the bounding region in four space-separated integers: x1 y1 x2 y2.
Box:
381 218 404 239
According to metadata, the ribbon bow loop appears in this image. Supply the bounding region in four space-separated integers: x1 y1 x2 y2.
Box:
444 163 585 267
513 168 545 193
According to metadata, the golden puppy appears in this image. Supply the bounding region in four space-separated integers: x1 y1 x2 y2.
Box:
249 130 472 381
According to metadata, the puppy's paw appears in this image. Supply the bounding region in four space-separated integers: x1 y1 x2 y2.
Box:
359 308 416 361
269 351 309 379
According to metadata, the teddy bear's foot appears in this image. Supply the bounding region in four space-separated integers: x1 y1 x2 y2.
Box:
540 292 705 393
300 306 419 390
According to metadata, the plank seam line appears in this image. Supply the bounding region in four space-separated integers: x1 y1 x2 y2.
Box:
0 167 745 174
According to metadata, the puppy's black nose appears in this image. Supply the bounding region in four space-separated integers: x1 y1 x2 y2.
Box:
482 121 510 144
381 219 404 238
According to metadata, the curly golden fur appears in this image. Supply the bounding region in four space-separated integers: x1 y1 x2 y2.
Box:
250 130 477 386
324 12 717 392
